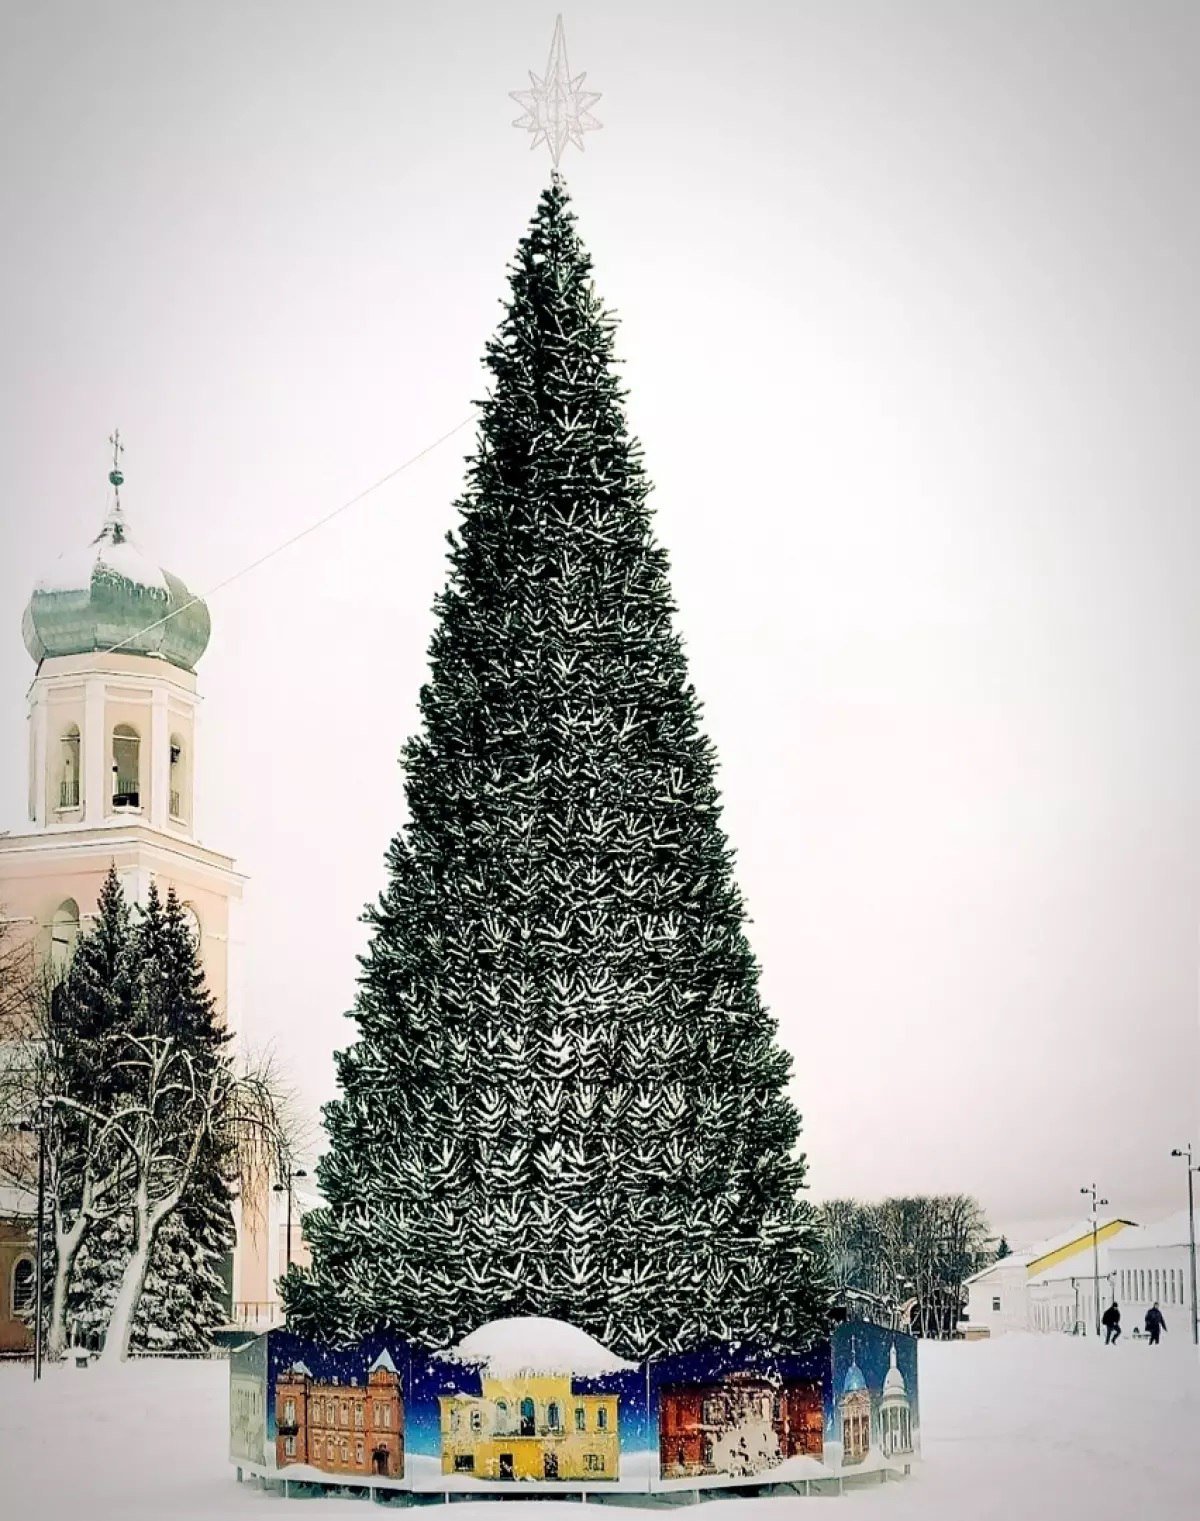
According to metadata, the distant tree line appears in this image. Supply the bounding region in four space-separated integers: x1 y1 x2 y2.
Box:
818 1194 994 1339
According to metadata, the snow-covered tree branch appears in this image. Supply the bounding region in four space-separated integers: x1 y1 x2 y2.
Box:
98 1035 230 1363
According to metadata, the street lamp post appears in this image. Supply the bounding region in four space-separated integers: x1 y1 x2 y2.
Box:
18 1109 47 1382
273 1166 308 1275
1080 1183 1109 1338
1170 1147 1199 1346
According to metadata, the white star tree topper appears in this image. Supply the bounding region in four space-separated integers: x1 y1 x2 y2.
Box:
510 15 602 167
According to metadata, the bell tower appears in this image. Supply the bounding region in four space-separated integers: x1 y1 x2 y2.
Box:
0 438 272 1328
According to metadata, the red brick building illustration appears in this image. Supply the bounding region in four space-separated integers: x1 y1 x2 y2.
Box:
276 1350 404 1479
659 1373 823 1479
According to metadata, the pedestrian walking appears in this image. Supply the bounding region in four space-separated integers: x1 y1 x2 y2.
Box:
1101 1301 1121 1345
1144 1303 1166 1345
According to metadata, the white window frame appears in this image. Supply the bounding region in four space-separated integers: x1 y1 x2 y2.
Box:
10 1254 36 1315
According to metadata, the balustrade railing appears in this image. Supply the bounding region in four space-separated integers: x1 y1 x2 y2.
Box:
112 776 140 808
59 779 80 809
229 1300 285 1330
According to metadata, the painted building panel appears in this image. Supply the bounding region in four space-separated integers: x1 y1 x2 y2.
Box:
232 1319 919 1497
407 1320 648 1493
260 1330 410 1488
649 1340 834 1492
229 1334 268 1467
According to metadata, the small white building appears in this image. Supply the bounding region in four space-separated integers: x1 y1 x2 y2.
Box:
1109 1211 1196 1335
964 1251 1034 1337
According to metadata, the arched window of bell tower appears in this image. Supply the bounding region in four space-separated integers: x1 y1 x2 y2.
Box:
59 724 81 811
169 734 188 822
112 724 141 810
50 899 80 973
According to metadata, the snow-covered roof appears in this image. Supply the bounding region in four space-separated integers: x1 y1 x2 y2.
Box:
36 533 169 597
448 1317 635 1378
1108 1210 1192 1253
369 1349 398 1375
1024 1218 1136 1274
1028 1230 1136 1285
965 1252 1034 1285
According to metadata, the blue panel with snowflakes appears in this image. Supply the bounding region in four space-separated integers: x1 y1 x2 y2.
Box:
829 1321 919 1474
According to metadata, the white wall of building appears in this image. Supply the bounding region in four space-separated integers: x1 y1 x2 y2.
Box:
965 1258 1032 1336
1109 1212 1196 1335
1028 1274 1111 1336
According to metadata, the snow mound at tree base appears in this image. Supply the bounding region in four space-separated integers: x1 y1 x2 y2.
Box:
449 1316 637 1377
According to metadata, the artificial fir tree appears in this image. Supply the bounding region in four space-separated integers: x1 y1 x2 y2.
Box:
287 180 828 1358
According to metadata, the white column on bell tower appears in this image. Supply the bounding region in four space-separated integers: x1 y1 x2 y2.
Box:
150 686 169 830
32 690 48 827
84 676 106 825
190 699 200 842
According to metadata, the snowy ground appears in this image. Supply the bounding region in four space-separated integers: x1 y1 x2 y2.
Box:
2 1334 1198 1521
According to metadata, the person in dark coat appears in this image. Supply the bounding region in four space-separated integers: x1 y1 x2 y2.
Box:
1101 1301 1121 1344
1145 1303 1166 1345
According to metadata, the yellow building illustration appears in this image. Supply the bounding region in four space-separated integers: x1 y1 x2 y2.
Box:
439 1372 619 1481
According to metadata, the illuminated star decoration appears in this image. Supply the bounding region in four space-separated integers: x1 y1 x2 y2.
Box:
510 15 602 168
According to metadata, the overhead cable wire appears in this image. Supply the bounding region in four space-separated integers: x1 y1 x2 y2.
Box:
101 415 476 658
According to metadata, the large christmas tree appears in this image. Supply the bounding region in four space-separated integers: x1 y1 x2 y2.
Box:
287 180 827 1358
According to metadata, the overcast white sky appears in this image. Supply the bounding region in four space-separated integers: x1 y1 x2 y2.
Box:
2 1 1198 1248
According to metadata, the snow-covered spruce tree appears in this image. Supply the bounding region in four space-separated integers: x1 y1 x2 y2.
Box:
66 881 235 1355
49 865 133 1353
118 887 235 1354
131 1191 232 1353
111 884 235 1357
286 179 828 1359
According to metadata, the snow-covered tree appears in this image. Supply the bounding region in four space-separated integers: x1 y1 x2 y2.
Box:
817 1194 992 1338
42 867 134 1356
128 887 236 1352
50 874 235 1356
286 178 828 1358
10 869 290 1358
87 882 235 1361
95 1027 229 1363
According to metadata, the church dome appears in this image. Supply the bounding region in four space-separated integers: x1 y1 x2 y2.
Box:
22 498 210 673
842 1360 867 1395
881 1344 907 1400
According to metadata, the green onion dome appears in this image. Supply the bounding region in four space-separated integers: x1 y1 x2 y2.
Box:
23 501 210 672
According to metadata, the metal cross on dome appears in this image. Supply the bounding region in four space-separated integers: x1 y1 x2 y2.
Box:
108 428 125 491
510 15 602 167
